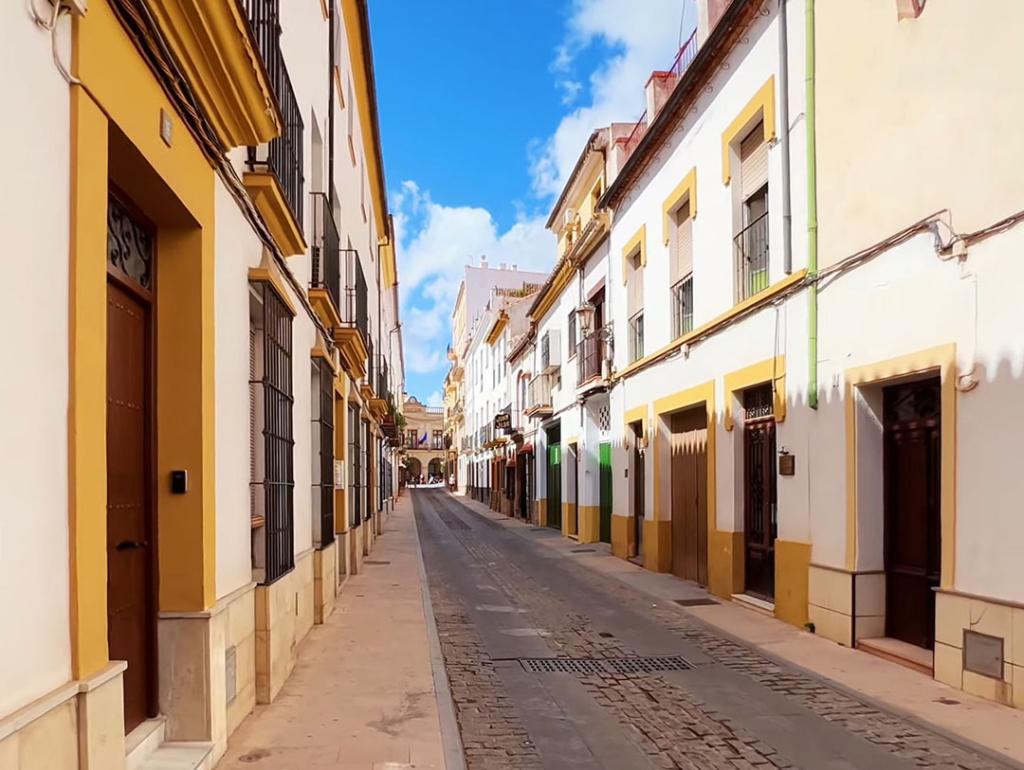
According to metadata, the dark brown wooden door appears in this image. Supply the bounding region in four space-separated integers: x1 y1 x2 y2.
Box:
632 422 645 558
107 278 155 733
671 409 708 585
884 379 941 650
743 386 777 600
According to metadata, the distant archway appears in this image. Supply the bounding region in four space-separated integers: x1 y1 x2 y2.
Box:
406 457 422 482
428 458 444 479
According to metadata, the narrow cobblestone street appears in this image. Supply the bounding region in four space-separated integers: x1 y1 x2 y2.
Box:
414 489 1020 770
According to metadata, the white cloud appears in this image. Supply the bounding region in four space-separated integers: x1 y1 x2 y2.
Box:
426 390 444 408
393 184 554 378
531 0 696 197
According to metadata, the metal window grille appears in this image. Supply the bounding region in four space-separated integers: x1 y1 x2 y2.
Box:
672 275 694 338
567 310 576 354
734 210 769 302
629 312 645 363
314 359 335 548
348 404 361 528
254 282 294 584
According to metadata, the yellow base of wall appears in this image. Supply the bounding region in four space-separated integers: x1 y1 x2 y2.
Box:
642 519 673 573
577 506 601 544
611 514 634 559
708 529 743 599
773 540 811 628
0 664 126 770
255 551 314 704
314 542 338 624
537 500 548 528
934 590 1024 710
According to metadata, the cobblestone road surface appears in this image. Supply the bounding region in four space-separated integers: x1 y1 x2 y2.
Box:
413 490 1016 770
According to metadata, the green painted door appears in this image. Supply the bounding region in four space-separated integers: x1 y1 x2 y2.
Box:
547 443 562 529
599 442 612 543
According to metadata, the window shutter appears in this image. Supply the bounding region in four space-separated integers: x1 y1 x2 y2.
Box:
740 121 769 200
670 201 693 282
627 259 644 317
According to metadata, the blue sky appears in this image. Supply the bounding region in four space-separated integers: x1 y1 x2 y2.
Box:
370 0 696 405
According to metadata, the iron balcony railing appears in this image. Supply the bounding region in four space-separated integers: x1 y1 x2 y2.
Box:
310 193 340 310
734 211 770 302
365 337 375 394
377 355 389 400
339 249 369 340
576 325 611 385
628 313 645 363
244 0 304 228
672 276 694 338
669 30 698 78
527 373 553 413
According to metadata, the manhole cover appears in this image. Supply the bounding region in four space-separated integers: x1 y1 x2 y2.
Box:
571 548 596 553
364 560 391 565
517 656 693 675
673 598 718 607
604 656 693 674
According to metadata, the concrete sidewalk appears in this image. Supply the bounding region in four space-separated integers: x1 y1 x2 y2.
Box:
453 492 1024 768
217 495 453 770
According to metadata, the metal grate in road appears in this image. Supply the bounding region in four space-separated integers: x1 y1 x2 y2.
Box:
520 658 612 675
518 656 693 676
673 598 719 607
605 656 694 674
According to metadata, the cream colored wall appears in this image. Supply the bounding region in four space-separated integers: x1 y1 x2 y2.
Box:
816 0 1024 262
0 5 73 718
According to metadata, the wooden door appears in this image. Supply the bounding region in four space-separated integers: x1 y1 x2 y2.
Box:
632 423 645 557
884 379 941 649
547 441 562 529
671 409 708 585
107 278 155 733
743 386 777 600
599 442 612 544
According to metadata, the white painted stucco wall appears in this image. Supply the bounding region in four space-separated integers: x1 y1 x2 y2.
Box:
0 6 73 717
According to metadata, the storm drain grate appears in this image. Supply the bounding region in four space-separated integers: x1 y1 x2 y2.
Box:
673 598 719 607
571 548 596 554
364 560 391 565
604 656 694 674
520 658 610 675
438 510 470 530
517 656 693 675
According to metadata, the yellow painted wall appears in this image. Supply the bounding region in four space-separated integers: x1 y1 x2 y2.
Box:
610 514 633 560
642 519 672 573
72 0 218 622
69 86 110 680
708 530 743 600
577 506 601 544
817 0 1024 262
774 540 811 628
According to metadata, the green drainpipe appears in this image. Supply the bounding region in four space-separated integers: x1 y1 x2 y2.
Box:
806 0 819 409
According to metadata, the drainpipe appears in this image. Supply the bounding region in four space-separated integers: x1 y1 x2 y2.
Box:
805 0 819 410
327 0 335 208
778 0 793 275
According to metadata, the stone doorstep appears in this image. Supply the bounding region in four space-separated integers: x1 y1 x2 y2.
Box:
125 717 165 770
138 743 213 770
731 592 776 617
858 637 935 677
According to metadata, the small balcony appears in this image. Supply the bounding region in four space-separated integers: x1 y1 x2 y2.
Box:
333 249 370 380
309 193 341 326
525 373 554 417
672 275 694 338
577 325 612 392
243 0 306 257
734 211 769 302
628 313 645 364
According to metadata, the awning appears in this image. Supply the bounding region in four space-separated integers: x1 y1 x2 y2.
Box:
517 442 534 455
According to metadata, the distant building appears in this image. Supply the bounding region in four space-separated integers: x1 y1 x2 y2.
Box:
402 396 446 483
